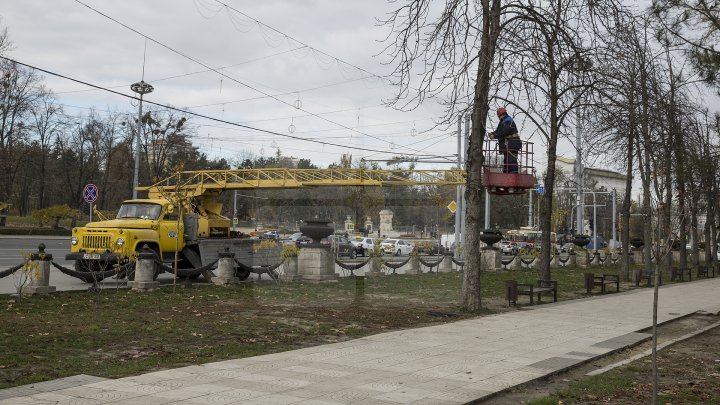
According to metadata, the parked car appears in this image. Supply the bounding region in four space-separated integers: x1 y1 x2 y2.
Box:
559 242 576 253
499 241 519 255
325 235 356 258
513 242 534 255
262 230 280 240
285 233 312 247
350 237 376 256
586 236 606 251
381 239 413 256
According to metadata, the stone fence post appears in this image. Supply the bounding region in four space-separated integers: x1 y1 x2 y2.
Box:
406 256 420 275
575 251 588 268
128 250 159 291
21 243 56 295
213 251 239 285
439 254 453 272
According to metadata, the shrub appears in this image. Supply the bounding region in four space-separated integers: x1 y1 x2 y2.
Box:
30 205 79 228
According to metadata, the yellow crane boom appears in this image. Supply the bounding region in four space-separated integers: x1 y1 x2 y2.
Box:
138 168 466 198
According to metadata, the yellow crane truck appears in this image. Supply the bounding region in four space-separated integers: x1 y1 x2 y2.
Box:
65 168 465 280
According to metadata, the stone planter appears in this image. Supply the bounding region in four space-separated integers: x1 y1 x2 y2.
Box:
481 248 502 271
572 235 591 249
575 250 588 268
300 219 334 244
298 248 336 282
479 229 503 248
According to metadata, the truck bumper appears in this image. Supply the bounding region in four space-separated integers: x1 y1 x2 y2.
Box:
65 252 119 262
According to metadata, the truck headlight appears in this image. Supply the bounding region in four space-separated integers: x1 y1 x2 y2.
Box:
71 236 78 245
116 237 125 246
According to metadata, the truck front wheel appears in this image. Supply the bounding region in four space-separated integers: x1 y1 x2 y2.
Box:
74 260 115 282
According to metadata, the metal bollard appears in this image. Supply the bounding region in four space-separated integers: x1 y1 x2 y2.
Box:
583 273 595 293
504 280 518 306
355 275 365 296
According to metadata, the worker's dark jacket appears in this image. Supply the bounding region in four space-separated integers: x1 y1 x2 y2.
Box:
494 114 521 151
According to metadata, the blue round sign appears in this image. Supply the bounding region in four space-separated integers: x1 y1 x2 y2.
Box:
83 183 99 203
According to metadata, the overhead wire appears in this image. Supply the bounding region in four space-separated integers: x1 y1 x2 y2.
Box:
71 0 438 156
52 46 309 95
2 55 452 159
50 100 441 141
209 0 388 83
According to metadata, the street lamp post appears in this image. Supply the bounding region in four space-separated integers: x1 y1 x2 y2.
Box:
130 80 154 199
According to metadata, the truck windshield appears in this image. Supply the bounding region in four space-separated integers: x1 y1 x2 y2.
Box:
117 203 162 220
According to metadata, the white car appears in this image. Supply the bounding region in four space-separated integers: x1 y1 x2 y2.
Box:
381 239 413 256
350 237 377 256
498 241 519 255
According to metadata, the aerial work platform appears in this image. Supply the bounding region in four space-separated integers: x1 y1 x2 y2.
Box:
482 139 536 195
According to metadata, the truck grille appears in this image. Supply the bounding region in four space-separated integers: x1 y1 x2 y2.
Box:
83 235 111 249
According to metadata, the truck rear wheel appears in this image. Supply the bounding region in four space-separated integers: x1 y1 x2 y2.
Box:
235 266 251 281
180 246 209 281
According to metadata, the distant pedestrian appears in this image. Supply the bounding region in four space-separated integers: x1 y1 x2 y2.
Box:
488 107 521 173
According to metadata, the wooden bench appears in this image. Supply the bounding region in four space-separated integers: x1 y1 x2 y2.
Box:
636 270 662 287
671 267 691 282
585 273 619 294
697 265 715 278
516 280 558 304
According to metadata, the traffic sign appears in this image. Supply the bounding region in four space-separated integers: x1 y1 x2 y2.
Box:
83 183 99 203
536 185 545 194
447 201 457 214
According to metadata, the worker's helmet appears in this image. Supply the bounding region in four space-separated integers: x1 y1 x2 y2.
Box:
496 107 507 118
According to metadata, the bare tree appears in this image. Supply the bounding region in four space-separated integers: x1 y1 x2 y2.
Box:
0 59 44 206
380 0 502 311
493 0 626 280
28 89 61 209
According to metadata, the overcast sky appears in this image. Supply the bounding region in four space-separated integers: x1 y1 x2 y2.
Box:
3 0 709 177
2 0 469 168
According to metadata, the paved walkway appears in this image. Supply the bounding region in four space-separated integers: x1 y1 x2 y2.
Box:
2 278 720 405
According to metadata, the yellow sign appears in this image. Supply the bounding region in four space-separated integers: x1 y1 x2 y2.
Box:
447 201 457 213
233 218 238 224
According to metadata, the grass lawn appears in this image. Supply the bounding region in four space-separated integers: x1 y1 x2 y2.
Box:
1 264 644 389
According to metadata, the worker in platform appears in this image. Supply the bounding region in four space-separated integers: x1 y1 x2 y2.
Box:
488 107 521 173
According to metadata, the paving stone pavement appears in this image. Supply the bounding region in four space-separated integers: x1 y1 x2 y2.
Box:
2 278 719 404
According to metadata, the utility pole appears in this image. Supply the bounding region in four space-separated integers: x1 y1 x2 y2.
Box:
612 188 617 244
454 116 462 252
460 114 469 243
575 112 584 235
528 189 533 228
130 80 154 199
233 190 238 233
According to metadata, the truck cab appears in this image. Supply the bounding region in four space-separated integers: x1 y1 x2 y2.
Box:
67 199 183 270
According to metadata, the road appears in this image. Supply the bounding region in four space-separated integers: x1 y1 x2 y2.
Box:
0 235 139 294
0 235 458 295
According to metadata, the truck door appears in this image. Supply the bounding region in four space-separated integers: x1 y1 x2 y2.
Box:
158 209 184 257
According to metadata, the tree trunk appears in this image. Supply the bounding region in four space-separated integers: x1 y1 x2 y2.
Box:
462 0 501 312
